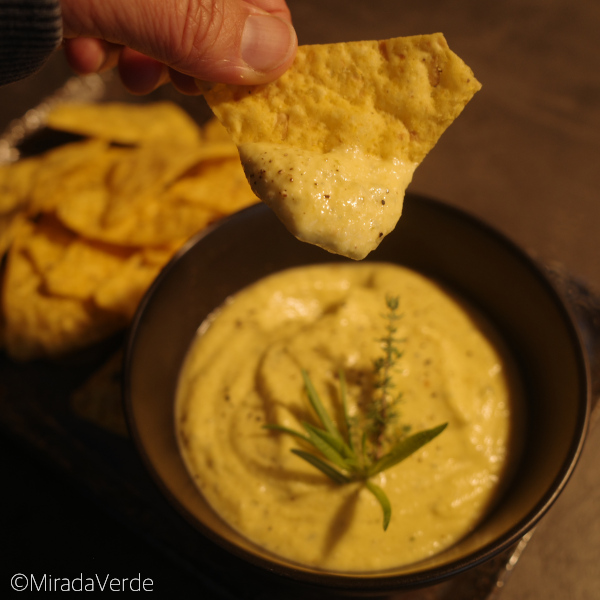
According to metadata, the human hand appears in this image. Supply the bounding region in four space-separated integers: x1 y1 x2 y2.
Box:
60 0 297 95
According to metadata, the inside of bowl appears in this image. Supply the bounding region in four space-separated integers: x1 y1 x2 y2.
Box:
124 196 589 590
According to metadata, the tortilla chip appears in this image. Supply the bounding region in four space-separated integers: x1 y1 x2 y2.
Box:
46 101 203 146
139 242 183 267
54 143 238 246
0 156 41 214
104 143 235 197
27 139 112 215
164 158 258 213
14 213 178 308
93 253 165 319
44 239 135 300
17 216 75 272
201 34 481 162
200 34 480 259
1 233 126 360
0 211 28 258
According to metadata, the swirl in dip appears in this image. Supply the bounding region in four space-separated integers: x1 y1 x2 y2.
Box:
175 263 524 572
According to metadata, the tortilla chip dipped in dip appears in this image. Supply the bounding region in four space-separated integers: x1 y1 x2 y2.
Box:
200 34 481 259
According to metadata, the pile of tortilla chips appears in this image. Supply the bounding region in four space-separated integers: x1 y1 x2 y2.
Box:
0 101 258 360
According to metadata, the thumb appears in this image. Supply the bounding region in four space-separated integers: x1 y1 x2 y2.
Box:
60 0 297 85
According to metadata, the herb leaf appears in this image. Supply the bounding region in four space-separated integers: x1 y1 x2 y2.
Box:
368 423 448 477
365 479 392 531
291 449 351 484
263 423 312 444
302 369 343 442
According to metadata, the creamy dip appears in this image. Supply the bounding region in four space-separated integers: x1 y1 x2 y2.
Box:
176 263 524 572
238 143 417 260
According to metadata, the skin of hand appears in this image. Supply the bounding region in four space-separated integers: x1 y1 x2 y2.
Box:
60 0 298 94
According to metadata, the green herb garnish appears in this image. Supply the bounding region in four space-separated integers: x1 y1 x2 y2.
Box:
264 296 447 530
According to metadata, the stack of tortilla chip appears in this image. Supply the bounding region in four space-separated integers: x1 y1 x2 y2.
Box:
0 101 258 360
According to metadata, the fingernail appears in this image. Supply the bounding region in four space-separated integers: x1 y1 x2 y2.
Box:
241 15 295 72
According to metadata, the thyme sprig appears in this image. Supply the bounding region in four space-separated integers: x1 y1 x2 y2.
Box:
367 295 404 460
264 296 447 530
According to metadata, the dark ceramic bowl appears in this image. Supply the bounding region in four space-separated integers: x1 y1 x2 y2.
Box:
123 195 590 594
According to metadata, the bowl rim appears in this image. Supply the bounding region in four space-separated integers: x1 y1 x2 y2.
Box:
123 195 591 591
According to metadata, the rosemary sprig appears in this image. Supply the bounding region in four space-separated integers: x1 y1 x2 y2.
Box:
264 296 448 530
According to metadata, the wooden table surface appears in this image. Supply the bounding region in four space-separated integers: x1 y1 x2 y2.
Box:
1 1 599 598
